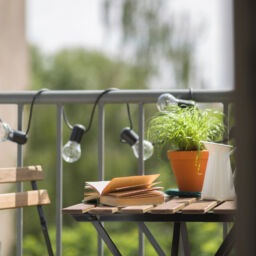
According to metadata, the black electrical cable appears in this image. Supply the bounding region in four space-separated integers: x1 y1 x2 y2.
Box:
63 88 118 133
85 88 116 134
25 88 49 135
63 108 73 129
126 103 133 130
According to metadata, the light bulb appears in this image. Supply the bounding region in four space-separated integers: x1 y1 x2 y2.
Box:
132 140 154 160
0 119 27 145
120 127 154 160
156 93 195 112
62 124 85 163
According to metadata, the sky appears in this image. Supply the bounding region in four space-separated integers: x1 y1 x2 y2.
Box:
26 0 234 90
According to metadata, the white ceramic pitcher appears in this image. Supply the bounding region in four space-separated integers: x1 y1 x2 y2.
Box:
201 141 236 201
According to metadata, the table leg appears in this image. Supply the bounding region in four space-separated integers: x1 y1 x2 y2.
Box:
92 221 122 256
171 222 180 256
171 222 191 256
215 225 235 256
139 222 166 256
180 222 191 256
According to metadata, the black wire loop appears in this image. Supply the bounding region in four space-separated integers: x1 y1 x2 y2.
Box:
126 103 133 130
25 88 49 135
63 88 118 134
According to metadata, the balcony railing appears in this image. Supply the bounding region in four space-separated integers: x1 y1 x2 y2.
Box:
0 89 234 256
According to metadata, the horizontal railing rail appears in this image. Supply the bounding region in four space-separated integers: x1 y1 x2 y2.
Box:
0 89 234 104
0 89 234 256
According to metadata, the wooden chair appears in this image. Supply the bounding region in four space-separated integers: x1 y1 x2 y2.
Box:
0 165 54 256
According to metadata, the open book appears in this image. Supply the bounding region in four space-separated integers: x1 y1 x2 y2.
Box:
84 174 165 207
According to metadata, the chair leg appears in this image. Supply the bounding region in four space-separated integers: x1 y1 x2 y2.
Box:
36 204 55 256
31 181 54 256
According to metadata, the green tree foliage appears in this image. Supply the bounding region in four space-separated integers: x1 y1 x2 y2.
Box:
29 46 151 90
103 0 197 88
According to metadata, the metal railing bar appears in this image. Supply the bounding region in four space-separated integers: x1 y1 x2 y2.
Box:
138 103 145 175
16 104 24 256
98 103 105 181
138 103 145 256
97 103 105 256
56 104 63 256
0 90 234 105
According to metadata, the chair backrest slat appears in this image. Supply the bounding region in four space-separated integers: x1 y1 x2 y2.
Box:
0 165 50 208
0 165 44 183
0 190 50 209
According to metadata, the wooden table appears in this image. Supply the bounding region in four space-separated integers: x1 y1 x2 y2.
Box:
63 197 236 256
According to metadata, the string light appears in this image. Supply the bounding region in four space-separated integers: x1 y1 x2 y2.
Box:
0 89 48 145
62 88 116 163
156 93 195 112
120 127 154 161
62 124 85 163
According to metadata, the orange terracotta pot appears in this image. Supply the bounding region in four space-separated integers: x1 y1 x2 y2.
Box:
167 150 209 192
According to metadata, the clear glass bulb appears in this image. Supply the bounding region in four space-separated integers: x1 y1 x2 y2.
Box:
0 119 11 142
132 140 154 160
156 93 177 112
156 93 195 112
0 119 27 144
120 127 154 161
62 141 81 163
62 124 85 163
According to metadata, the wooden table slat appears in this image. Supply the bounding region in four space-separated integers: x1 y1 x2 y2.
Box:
182 200 218 214
89 206 119 214
213 201 236 214
62 199 236 216
62 203 95 214
151 197 197 214
121 205 154 214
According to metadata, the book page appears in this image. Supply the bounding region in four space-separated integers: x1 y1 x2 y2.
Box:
107 187 163 197
102 174 160 195
85 181 110 195
111 182 161 192
100 191 164 206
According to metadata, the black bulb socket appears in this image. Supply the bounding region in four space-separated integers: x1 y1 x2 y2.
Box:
177 99 195 108
70 124 85 143
8 130 28 145
120 127 138 146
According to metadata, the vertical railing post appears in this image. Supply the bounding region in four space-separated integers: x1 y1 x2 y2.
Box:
138 103 145 256
16 104 24 256
98 102 105 256
98 102 105 181
56 104 63 256
138 103 145 175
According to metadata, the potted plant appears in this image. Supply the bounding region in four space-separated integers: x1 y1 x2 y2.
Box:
146 97 225 192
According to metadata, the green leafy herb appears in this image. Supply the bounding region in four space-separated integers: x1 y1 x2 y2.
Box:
147 105 225 152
